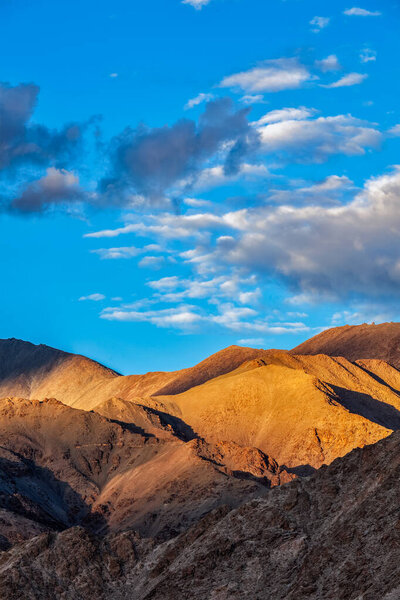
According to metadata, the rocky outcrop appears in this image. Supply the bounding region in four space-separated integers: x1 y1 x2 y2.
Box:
4 430 400 599
0 397 281 548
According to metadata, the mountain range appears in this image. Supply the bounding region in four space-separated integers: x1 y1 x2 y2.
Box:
1 322 400 597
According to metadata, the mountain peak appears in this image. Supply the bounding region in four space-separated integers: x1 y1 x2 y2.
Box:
292 321 400 368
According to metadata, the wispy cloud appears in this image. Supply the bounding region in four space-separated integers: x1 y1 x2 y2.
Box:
79 293 106 302
102 305 203 328
360 48 377 63
182 0 211 9
220 58 314 93
344 7 381 16
185 92 214 110
322 72 368 88
237 338 266 346
315 55 341 72
91 244 161 260
240 94 266 105
310 16 330 33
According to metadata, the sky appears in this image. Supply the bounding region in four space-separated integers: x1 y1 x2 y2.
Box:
1 0 400 374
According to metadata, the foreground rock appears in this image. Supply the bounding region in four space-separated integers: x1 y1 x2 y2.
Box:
3 430 400 599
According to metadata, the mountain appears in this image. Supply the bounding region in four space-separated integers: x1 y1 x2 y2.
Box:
0 339 272 411
0 396 291 549
292 322 400 368
3 337 400 472
4 329 400 593
3 428 400 599
156 352 400 469
0 338 118 406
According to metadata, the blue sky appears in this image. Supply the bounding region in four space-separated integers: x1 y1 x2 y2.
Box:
1 0 400 373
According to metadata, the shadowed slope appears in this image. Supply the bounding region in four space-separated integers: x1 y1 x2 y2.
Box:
292 322 400 368
0 397 288 548
5 430 400 599
0 339 118 405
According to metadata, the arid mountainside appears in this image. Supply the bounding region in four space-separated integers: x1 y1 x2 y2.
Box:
0 339 271 411
3 332 400 475
156 352 400 469
0 396 290 550
3 429 400 599
2 326 400 597
292 321 400 368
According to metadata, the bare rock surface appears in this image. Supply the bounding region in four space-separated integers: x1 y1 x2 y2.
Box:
0 397 281 548
3 431 400 599
292 321 400 368
157 352 400 469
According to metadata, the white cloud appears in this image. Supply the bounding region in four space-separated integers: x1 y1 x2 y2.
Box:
109 73 118 78
238 289 261 304
102 305 203 329
344 7 381 16
183 197 213 208
315 55 341 72
388 124 400 136
298 175 353 194
182 0 211 8
194 162 270 190
360 48 377 63
84 224 138 239
322 72 368 88
310 16 330 32
138 256 165 269
220 58 313 93
84 213 224 241
267 175 354 206
184 92 214 110
257 112 380 160
148 273 259 305
237 338 266 346
79 293 105 302
91 244 161 260
240 94 266 105
203 167 400 299
255 106 317 126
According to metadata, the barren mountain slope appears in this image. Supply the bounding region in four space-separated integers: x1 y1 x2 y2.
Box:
0 338 118 405
4 430 400 599
155 353 400 469
0 397 289 548
292 322 400 367
0 339 276 411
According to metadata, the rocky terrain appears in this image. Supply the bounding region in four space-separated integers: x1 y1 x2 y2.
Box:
1 323 400 597
0 396 290 549
3 429 400 599
292 321 400 368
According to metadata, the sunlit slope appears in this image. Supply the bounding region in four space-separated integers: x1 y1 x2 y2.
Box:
0 397 287 547
292 322 400 368
0 339 273 411
156 353 400 469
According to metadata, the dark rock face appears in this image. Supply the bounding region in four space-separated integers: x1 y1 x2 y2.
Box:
3 431 400 599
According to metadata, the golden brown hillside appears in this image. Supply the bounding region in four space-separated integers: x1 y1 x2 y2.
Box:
0 397 287 548
155 352 400 469
292 322 400 367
